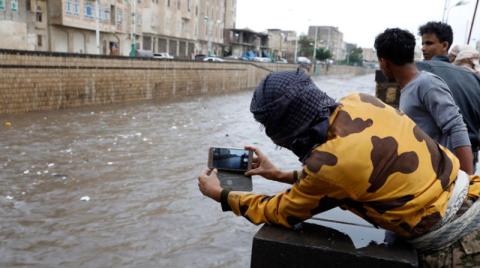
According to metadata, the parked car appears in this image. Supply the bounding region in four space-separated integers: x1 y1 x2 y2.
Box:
203 56 225 62
153 52 174 59
135 49 154 58
253 57 272 63
194 54 207 61
276 58 288 64
296 56 312 64
223 55 240 61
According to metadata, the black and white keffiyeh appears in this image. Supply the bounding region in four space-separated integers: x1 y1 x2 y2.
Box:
250 70 337 161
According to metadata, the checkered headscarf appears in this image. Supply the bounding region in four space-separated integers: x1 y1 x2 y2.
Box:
250 70 337 148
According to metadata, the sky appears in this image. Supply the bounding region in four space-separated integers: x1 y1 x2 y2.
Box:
236 0 480 49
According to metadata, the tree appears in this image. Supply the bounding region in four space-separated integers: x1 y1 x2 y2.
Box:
298 35 314 58
316 48 332 61
347 46 363 66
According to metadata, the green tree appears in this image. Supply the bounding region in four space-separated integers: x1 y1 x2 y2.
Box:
347 46 363 66
298 35 314 58
316 48 332 61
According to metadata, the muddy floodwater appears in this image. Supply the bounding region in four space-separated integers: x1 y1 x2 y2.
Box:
2 74 474 267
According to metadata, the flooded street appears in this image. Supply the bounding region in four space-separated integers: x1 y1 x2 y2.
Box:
1 73 469 267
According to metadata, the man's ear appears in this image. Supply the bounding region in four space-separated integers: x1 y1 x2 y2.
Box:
442 41 450 52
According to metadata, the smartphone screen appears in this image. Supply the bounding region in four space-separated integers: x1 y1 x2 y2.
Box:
210 148 251 171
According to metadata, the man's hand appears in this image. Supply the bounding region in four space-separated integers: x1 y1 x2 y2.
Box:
245 146 299 184
198 168 223 202
245 146 282 180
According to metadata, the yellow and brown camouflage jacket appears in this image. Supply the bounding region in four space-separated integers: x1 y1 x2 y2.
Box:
221 93 480 238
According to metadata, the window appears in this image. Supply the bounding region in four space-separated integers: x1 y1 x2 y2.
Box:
11 0 18 11
37 35 42 47
36 7 42 22
116 9 123 25
73 0 79 16
0 0 4 11
84 1 95 18
110 5 116 24
66 0 72 15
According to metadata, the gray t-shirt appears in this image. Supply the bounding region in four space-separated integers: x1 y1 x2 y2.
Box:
399 71 470 151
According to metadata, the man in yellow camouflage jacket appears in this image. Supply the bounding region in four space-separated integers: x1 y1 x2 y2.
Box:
198 70 480 267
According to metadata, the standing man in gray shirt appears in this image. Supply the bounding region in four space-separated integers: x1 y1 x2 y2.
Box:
374 28 473 174
417 21 480 172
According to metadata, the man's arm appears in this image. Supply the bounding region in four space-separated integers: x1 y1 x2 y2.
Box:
454 146 474 175
198 166 342 228
422 81 474 174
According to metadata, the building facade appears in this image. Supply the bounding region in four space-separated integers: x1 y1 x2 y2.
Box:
0 0 48 51
267 29 297 63
0 0 236 57
308 25 344 61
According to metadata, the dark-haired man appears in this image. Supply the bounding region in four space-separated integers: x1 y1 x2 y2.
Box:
374 28 473 174
418 21 453 61
418 21 480 172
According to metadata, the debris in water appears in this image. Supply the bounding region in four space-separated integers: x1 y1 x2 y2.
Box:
23 170 30 174
6 196 13 200
47 163 55 167
107 162 113 165
4 121 12 128
171 125 177 130
80 196 90 202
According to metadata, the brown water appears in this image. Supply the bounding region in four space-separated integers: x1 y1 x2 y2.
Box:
0 74 419 267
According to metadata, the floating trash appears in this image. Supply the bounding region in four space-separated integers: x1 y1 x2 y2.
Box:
171 126 177 130
135 132 142 137
4 121 12 128
23 170 30 174
143 138 148 142
107 162 113 165
90 112 95 115
36 171 42 175
80 196 90 202
47 163 55 167
6 196 13 200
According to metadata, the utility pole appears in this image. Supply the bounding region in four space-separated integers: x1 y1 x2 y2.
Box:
96 0 100 54
129 0 137 57
312 27 318 75
294 33 298 63
468 0 479 44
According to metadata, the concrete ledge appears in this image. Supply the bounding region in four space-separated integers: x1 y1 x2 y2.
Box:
251 222 418 268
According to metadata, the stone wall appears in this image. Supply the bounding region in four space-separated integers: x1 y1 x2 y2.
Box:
0 49 299 114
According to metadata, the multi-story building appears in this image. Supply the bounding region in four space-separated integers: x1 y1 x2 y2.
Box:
0 0 236 58
362 48 377 63
0 0 48 51
224 28 269 59
308 25 344 61
267 29 297 63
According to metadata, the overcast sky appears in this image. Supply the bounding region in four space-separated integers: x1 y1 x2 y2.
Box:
236 0 479 49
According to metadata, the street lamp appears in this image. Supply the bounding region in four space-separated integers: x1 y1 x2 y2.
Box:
445 0 469 22
204 16 222 56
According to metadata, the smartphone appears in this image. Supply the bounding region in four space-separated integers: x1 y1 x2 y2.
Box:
208 147 253 172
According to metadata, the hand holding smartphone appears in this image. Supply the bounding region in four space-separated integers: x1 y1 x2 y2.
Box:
207 147 253 191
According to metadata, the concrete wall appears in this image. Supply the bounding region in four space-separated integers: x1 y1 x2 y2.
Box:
0 50 299 114
316 64 374 76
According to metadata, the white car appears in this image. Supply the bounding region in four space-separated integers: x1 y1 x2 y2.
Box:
203 56 225 62
296 56 312 64
153 52 174 59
